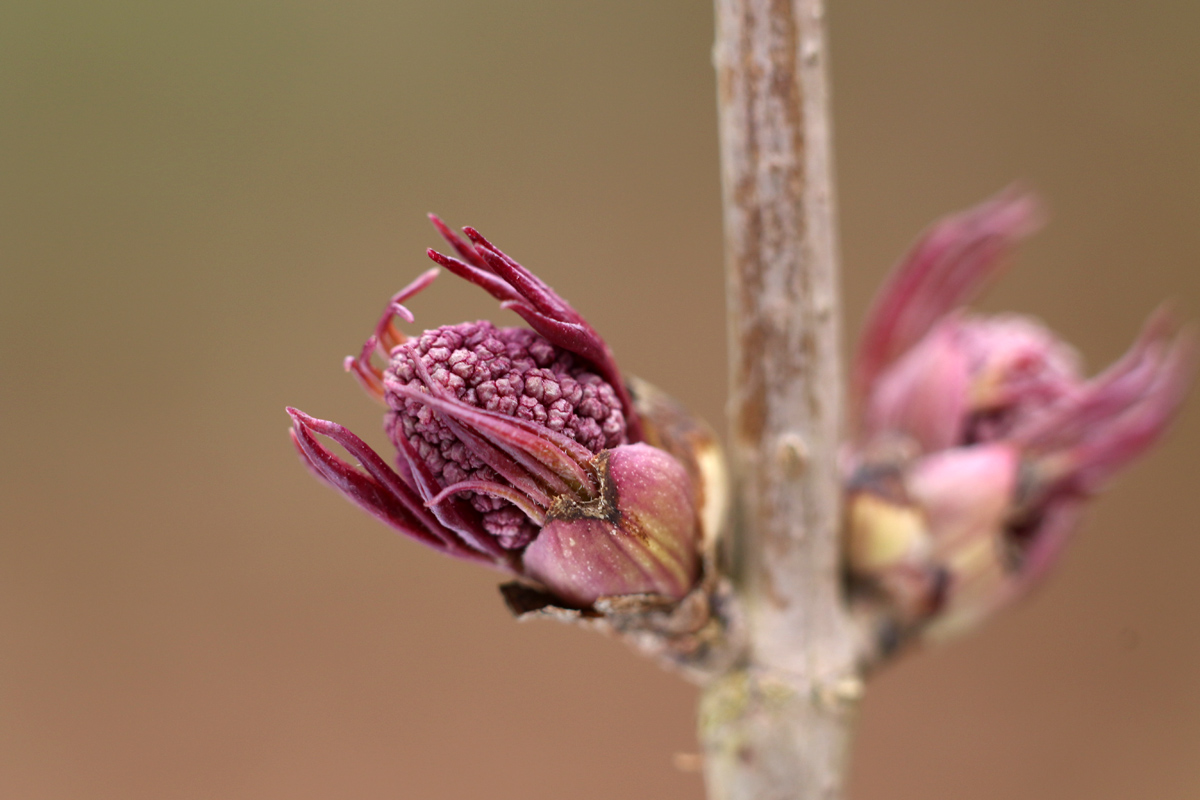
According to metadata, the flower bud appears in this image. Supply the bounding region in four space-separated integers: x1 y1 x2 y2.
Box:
288 217 724 615
522 444 698 606
846 190 1196 647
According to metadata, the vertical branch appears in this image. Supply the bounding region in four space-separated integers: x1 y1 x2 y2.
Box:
702 0 861 798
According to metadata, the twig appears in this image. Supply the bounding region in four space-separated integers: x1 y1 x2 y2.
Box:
702 1 861 798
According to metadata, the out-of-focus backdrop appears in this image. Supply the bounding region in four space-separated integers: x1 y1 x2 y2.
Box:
2 1 1197 798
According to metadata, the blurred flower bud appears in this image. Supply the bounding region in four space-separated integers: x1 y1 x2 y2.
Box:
846 190 1196 646
288 217 725 614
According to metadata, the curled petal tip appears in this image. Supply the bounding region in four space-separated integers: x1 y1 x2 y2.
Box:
424 218 644 443
286 406 343 437
461 226 488 246
1010 312 1196 493
855 187 1045 401
424 247 460 273
391 267 440 308
286 406 506 565
1068 323 1196 490
982 185 1045 236
428 213 461 239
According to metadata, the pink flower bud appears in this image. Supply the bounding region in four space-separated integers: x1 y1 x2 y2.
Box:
846 190 1196 646
522 444 699 607
288 218 722 610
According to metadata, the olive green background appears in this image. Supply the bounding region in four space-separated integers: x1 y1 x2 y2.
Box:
2 1 1197 798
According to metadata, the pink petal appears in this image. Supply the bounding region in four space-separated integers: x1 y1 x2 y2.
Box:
862 319 972 452
854 188 1042 405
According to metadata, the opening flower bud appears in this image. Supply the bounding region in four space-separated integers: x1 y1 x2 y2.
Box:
288 217 721 615
846 189 1196 647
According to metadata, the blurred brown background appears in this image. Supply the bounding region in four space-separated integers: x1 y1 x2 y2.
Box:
1 0 1197 798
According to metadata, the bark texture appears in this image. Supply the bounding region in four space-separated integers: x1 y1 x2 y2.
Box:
703 0 861 797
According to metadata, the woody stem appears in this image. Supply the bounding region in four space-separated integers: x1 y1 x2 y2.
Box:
703 1 862 798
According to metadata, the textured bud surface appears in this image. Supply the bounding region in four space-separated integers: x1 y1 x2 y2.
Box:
385 321 626 547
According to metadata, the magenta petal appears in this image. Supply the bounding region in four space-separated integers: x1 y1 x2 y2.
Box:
399 351 585 499
428 480 548 527
342 269 441 405
428 213 493 273
388 425 509 560
386 380 597 493
425 218 644 443
443 414 574 500
499 300 609 367
854 189 1042 404
999 311 1197 494
344 340 386 401
382 267 440 328
465 229 573 320
425 248 522 306
1016 312 1192 463
1064 329 1196 492
286 408 493 563
1014 316 1164 449
435 414 557 508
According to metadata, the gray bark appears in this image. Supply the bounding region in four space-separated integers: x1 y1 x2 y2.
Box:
703 0 861 797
